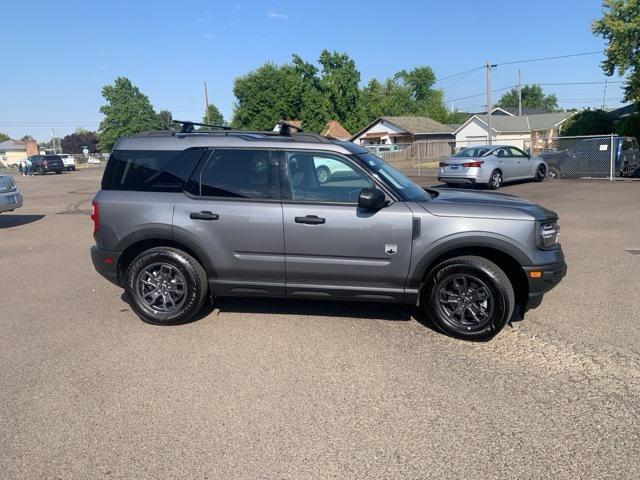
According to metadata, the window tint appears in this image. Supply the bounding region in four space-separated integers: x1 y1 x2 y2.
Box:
193 149 272 198
44 155 62 161
102 148 205 191
494 148 509 158
508 147 527 157
286 152 372 203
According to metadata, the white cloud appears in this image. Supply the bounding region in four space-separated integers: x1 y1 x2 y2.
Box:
203 32 216 39
267 12 288 20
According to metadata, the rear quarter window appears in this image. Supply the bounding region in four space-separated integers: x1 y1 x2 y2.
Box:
101 148 206 191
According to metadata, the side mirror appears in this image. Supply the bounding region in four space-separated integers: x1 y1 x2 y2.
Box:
358 188 386 210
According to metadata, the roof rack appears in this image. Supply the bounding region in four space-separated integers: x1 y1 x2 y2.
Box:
276 120 304 136
172 119 233 133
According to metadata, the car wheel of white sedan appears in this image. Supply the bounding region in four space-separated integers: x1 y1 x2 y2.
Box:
488 170 502 190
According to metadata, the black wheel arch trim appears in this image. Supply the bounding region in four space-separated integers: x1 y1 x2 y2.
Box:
113 225 216 278
407 234 532 290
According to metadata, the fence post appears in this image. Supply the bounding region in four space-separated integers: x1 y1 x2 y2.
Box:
610 134 615 182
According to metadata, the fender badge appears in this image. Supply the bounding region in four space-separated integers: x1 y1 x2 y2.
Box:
385 244 397 255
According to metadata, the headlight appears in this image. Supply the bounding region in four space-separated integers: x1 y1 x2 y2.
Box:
538 220 560 249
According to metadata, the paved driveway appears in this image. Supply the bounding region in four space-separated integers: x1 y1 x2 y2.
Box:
0 169 638 479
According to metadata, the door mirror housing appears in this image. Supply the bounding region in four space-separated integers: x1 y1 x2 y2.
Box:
357 188 386 210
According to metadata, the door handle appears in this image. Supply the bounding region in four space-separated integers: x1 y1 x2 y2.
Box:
295 215 326 225
190 211 219 221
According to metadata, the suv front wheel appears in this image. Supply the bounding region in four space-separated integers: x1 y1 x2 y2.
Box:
423 256 515 340
125 247 208 325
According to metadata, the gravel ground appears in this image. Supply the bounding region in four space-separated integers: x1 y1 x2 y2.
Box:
0 169 638 479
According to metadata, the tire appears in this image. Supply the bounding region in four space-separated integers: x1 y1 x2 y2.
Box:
487 170 503 190
534 164 546 182
423 255 515 341
125 247 208 325
316 166 331 184
55 170 62 174
39 168 45 175
547 166 562 180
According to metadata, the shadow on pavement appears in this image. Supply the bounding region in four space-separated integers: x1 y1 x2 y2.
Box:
0 214 45 228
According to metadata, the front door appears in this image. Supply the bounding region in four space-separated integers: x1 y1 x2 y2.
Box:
508 147 533 178
173 148 286 296
279 150 414 302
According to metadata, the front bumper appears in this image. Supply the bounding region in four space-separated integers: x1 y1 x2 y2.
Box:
91 246 122 286
523 260 567 309
0 191 23 212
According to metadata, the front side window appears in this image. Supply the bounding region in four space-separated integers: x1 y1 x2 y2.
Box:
493 147 509 158
508 147 527 157
285 152 372 203
193 149 273 199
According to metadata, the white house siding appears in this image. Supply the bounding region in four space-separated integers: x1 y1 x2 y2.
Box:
352 120 406 146
455 118 529 150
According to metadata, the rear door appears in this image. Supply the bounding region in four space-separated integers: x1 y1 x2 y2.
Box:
173 148 286 296
279 150 414 302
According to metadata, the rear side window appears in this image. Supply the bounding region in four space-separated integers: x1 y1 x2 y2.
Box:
102 148 205 191
187 149 274 199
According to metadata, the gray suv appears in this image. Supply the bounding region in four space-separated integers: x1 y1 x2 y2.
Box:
91 126 566 340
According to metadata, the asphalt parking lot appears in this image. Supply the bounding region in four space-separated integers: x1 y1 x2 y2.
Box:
1 168 638 479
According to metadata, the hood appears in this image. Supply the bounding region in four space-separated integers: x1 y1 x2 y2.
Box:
420 188 557 221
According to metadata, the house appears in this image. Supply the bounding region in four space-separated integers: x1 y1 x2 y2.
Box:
0 139 39 168
454 111 574 151
350 116 455 147
471 106 551 117
321 120 351 140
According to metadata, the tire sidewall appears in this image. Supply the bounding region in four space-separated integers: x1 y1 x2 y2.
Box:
125 249 204 325
488 170 502 190
535 164 546 182
424 260 512 340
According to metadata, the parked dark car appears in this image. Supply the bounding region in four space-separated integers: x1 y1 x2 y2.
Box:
541 136 639 179
28 155 65 175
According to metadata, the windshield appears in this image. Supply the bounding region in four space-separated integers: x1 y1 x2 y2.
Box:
453 147 493 158
356 153 431 201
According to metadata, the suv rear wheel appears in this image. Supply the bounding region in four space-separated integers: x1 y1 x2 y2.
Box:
423 256 514 340
125 247 208 325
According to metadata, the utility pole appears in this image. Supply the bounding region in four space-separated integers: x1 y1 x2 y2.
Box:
518 69 523 116
204 82 210 124
51 128 57 154
486 62 494 145
601 78 608 110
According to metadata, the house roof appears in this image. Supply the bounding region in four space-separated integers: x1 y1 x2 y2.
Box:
382 116 454 135
321 120 351 140
606 103 638 119
460 111 574 134
0 139 26 151
471 106 551 116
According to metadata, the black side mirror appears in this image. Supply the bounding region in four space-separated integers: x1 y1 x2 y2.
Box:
358 188 386 210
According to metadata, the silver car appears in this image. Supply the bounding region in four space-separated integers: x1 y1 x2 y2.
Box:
439 145 547 189
0 175 23 213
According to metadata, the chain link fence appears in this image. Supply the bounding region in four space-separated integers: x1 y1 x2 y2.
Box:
362 134 640 180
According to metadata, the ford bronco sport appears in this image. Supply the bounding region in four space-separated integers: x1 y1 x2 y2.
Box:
91 122 566 340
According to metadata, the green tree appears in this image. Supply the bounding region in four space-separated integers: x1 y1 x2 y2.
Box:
318 50 363 132
616 109 640 138
232 62 300 130
203 104 225 125
21 134 35 141
593 0 640 102
497 85 558 111
98 77 162 151
0 132 9 143
157 110 174 129
562 109 615 136
291 54 329 132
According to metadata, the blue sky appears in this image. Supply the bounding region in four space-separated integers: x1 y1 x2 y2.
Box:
1 0 625 141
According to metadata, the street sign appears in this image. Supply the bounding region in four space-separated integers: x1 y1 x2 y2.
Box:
82 147 89 155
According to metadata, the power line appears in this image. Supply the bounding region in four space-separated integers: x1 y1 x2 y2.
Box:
495 50 603 67
445 85 516 103
435 66 484 85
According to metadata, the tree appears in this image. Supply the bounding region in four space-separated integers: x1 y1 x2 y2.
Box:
497 85 558 111
203 104 225 125
593 0 640 102
157 110 174 129
318 50 363 132
21 134 35 141
97 77 162 151
60 130 99 154
562 109 615 136
232 62 300 130
616 111 640 138
291 54 329 132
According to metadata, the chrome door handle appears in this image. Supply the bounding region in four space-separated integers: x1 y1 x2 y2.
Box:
295 215 326 225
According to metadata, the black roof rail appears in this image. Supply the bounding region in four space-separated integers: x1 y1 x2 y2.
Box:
172 120 233 133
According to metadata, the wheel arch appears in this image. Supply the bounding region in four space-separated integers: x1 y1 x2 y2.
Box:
115 228 216 281
409 237 530 310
